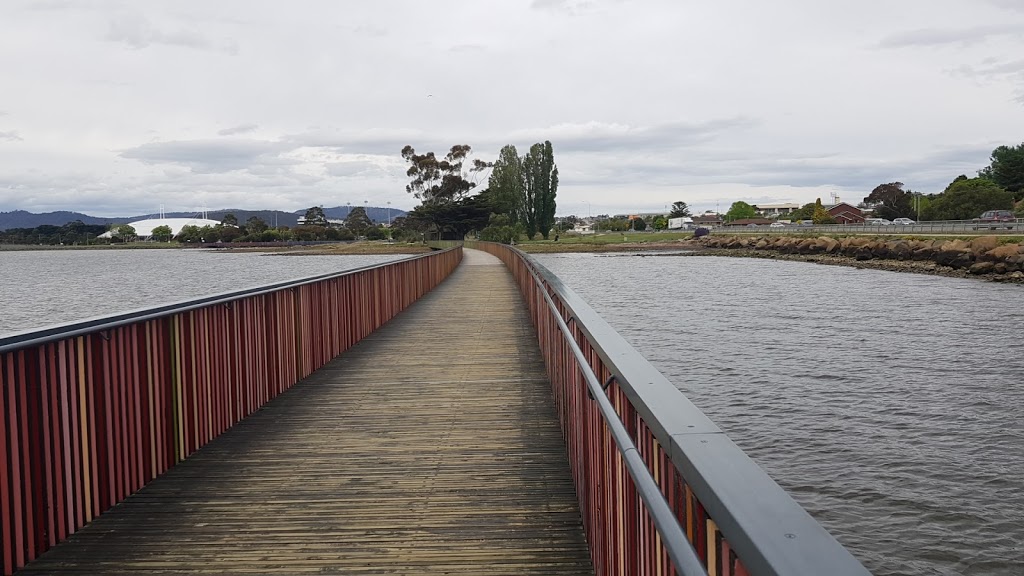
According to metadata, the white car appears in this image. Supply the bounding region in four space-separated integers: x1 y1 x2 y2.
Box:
769 222 785 228
893 218 916 225
866 218 893 225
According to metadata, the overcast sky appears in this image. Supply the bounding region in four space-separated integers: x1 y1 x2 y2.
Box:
1 0 1023 218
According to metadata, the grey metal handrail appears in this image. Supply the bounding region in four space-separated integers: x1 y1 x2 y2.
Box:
521 257 708 576
509 245 872 576
0 248 456 354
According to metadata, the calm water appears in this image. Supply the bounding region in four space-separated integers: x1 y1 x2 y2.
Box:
4 249 1022 574
534 253 1024 576
0 249 405 337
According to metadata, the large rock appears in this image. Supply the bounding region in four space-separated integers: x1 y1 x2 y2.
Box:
983 243 1020 262
936 240 975 268
798 239 820 254
911 247 935 261
854 246 873 261
870 241 891 259
969 261 995 275
949 252 975 269
890 241 912 260
969 236 999 253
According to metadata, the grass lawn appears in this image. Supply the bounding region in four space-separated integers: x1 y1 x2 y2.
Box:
514 231 694 253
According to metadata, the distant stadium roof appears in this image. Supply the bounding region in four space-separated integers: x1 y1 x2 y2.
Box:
98 218 225 239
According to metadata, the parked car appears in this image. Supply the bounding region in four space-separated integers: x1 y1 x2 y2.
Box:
973 210 1016 230
866 218 893 225
893 218 916 225
769 222 785 228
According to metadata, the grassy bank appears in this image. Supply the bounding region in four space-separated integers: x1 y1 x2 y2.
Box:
252 242 432 255
0 241 431 255
515 232 694 253
0 242 178 251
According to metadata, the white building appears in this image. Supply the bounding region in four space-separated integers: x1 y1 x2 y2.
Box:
97 218 225 239
755 203 801 217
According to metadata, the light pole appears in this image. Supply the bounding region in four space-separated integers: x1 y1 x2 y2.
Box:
387 201 391 226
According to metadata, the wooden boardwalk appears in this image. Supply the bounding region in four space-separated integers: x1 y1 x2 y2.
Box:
20 249 593 575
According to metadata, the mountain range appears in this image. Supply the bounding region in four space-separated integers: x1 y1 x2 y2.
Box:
0 206 408 231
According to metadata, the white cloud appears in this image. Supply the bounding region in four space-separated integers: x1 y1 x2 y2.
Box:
218 123 259 136
508 118 757 153
878 25 1021 48
0 0 1023 217
120 139 291 173
105 12 238 54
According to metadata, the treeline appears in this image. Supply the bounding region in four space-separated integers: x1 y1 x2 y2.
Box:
824 142 1022 222
390 141 559 243
0 221 108 245
161 207 388 243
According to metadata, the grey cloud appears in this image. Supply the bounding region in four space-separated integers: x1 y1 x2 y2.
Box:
349 24 387 38
218 123 259 136
120 139 290 173
560 144 991 194
878 25 1021 48
325 160 385 178
988 0 1024 12
530 0 597 13
286 128 429 155
954 58 1024 78
106 14 238 54
25 0 78 11
949 58 1024 105
0 131 23 142
508 118 757 153
448 44 486 53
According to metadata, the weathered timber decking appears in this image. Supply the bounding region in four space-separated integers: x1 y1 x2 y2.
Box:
20 249 593 575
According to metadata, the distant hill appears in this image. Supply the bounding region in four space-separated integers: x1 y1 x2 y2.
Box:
312 206 406 224
0 210 125 230
0 206 408 231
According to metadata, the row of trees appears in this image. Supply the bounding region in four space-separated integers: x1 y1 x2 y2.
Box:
487 142 559 240
635 142 1024 228
104 205 389 244
861 176 1018 222
393 141 560 243
0 221 109 245
856 142 1023 221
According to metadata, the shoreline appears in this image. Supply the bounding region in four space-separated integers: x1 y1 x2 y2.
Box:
537 237 1024 284
642 247 1024 283
6 237 1022 284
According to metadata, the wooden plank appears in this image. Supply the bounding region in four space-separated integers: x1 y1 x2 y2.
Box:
19 250 593 575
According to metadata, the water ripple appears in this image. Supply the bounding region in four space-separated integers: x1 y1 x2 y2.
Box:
0 250 405 336
536 253 1024 576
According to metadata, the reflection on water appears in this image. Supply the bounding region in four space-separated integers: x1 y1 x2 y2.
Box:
535 252 1024 576
0 249 404 336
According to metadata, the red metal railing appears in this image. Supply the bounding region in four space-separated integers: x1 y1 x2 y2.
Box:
0 247 462 575
469 241 869 576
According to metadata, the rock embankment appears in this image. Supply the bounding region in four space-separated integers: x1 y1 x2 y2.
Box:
697 235 1024 282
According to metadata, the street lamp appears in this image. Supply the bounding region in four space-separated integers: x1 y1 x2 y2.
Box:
387 201 391 226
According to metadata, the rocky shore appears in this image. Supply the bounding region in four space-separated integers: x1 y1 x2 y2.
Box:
684 235 1024 283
